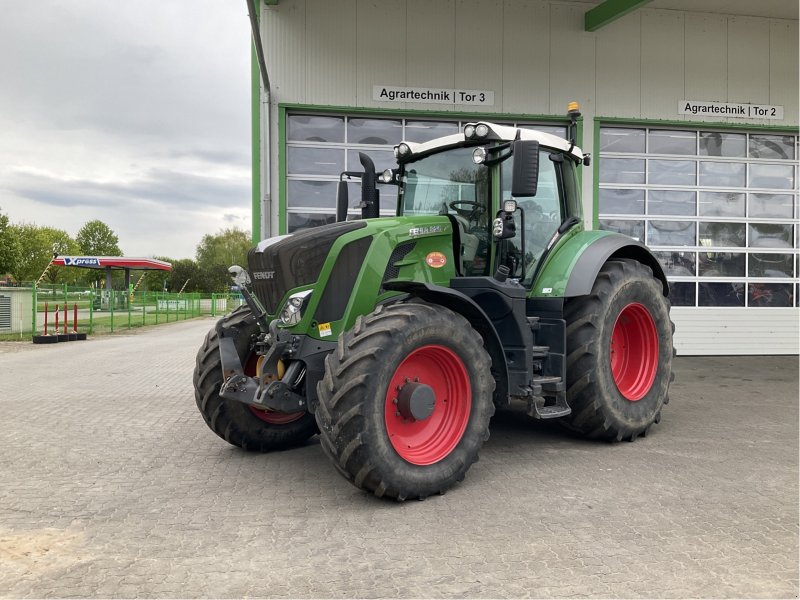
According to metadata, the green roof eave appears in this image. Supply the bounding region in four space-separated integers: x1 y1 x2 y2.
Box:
585 0 653 31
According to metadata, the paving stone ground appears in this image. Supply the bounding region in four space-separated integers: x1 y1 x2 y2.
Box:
0 318 797 599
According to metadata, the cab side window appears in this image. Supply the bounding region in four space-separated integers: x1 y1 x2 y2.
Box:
501 150 564 282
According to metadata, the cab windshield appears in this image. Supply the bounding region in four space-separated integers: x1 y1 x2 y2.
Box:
399 147 489 218
399 146 490 274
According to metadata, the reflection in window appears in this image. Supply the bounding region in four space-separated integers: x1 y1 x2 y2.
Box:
599 128 645 153
699 132 746 157
287 147 344 176
648 190 696 216
749 193 794 218
404 121 459 143
669 282 696 306
698 252 744 277
749 163 794 190
287 180 338 209
654 251 695 276
748 283 794 307
648 160 695 186
749 135 795 160
699 222 745 247
749 254 794 278
599 220 644 241
288 115 344 142
749 224 793 248
698 192 745 217
699 161 746 187
599 188 644 214
649 130 696 155
698 282 744 306
600 158 645 184
647 220 695 246
347 118 402 145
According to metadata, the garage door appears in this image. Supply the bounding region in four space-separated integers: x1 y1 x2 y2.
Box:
598 125 799 354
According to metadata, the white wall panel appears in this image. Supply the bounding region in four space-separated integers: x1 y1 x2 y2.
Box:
727 16 771 125
673 309 800 355
405 0 456 111
549 3 595 116
683 13 727 124
501 0 550 115
595 13 641 118
640 10 684 120
770 19 799 125
262 0 307 102
356 0 407 108
305 0 357 106
454 0 503 113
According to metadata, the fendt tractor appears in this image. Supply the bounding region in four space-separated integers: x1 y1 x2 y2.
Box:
193 105 674 501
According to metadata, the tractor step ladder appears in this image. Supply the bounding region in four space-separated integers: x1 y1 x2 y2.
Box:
526 316 570 419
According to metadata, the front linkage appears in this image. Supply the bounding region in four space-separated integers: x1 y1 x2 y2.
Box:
216 266 334 415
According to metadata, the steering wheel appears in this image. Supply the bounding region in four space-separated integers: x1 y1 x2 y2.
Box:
449 201 484 222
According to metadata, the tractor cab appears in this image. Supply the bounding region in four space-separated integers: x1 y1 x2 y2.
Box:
338 114 590 290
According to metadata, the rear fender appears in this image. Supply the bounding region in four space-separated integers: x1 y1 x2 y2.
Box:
565 235 668 297
384 281 509 407
533 230 668 298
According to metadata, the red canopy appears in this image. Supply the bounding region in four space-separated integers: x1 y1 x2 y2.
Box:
52 256 172 271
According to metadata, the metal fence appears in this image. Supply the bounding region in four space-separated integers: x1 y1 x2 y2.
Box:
0 283 245 339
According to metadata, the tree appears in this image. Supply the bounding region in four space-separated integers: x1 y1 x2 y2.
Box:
195 227 251 292
11 224 80 285
0 207 22 277
165 258 202 293
76 220 122 256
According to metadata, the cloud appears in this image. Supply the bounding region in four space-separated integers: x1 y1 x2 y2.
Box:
0 0 253 260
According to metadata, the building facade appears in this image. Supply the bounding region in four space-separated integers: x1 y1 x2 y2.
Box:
252 0 799 354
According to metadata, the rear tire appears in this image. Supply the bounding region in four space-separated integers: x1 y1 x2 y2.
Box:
316 302 495 500
562 259 674 441
193 307 318 451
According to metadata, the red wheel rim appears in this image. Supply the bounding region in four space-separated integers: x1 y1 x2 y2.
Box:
610 303 659 401
384 345 471 466
243 354 306 425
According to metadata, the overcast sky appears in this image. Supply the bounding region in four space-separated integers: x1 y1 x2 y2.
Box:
0 1 252 260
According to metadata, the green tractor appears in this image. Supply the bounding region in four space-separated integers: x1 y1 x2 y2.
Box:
193 108 674 501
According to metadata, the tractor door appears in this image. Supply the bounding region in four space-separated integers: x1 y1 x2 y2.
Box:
496 149 567 285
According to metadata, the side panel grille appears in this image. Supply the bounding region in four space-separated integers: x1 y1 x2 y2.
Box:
314 236 373 324
381 242 416 285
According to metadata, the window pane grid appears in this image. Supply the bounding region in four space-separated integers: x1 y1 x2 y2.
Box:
286 112 567 232
599 125 799 308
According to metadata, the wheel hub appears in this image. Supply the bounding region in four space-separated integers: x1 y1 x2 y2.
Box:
396 381 436 421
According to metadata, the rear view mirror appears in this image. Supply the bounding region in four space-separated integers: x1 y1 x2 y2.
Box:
511 140 539 197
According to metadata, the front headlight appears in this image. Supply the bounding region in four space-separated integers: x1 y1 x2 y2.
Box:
279 290 313 326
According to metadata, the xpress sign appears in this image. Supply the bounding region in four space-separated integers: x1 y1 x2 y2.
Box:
63 257 101 267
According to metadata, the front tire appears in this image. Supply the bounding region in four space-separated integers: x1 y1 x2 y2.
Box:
316 302 495 500
562 259 674 441
193 307 318 451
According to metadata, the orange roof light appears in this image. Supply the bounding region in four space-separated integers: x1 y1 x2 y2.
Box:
567 101 580 113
